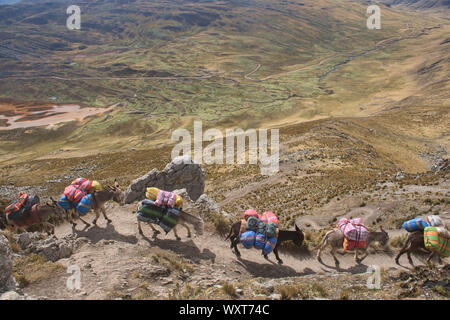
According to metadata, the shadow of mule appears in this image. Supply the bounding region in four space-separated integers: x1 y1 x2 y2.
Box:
72 223 138 245
139 234 216 263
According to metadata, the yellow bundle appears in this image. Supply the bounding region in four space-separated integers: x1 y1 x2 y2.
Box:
145 187 159 201
145 187 182 208
92 180 103 192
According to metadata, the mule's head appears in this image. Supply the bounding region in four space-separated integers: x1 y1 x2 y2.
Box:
293 224 305 247
378 226 389 247
108 180 125 205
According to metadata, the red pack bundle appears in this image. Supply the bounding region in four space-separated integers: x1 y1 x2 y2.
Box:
259 211 279 226
343 238 367 251
337 217 369 242
64 178 93 203
243 209 258 221
5 192 28 214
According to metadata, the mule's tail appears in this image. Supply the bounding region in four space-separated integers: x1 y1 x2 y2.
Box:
224 224 234 241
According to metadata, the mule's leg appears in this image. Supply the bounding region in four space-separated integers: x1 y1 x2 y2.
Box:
78 216 91 227
101 206 112 223
229 235 236 248
181 222 192 238
273 246 283 265
138 220 144 235
231 238 241 258
395 240 412 265
316 242 326 263
426 251 436 266
148 223 161 238
358 248 369 263
331 247 340 267
173 226 181 241
92 209 100 225
69 210 77 227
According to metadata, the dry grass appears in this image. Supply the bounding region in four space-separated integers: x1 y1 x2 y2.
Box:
277 282 328 300
221 282 237 298
12 254 64 288
389 234 408 248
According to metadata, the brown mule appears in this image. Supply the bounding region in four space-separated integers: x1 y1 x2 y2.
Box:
67 180 124 228
1 197 65 235
225 220 304 264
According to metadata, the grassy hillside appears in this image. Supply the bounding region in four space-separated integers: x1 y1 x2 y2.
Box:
0 0 448 164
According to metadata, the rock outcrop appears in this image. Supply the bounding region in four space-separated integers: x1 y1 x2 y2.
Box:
173 188 231 219
0 235 16 294
124 155 206 204
14 232 81 262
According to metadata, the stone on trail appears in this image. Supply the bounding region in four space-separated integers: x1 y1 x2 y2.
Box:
124 155 206 204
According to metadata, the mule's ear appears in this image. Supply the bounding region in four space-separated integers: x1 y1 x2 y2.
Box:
114 179 120 188
294 223 300 232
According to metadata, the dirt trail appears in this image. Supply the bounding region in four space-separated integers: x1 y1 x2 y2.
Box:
20 203 446 300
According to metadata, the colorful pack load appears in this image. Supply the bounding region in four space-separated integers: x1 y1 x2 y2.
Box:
402 218 430 232
155 190 177 208
10 204 41 227
263 237 278 255
240 209 279 255
5 193 40 224
343 238 367 251
159 207 182 233
5 192 28 216
57 195 73 211
338 218 369 242
260 211 279 238
137 199 181 233
338 218 368 250
243 209 258 220
254 232 266 250
76 194 93 216
64 178 94 203
240 231 256 248
426 215 444 227
137 199 166 224
424 226 450 257
145 187 182 208
246 216 259 232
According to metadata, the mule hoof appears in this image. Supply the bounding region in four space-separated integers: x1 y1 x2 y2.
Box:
176 237 181 241
107 219 112 224
278 260 284 265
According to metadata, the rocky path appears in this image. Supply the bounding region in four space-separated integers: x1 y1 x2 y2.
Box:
18 203 447 300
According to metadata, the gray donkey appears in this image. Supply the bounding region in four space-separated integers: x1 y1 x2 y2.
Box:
315 226 389 266
67 180 124 228
137 207 204 240
1 197 65 235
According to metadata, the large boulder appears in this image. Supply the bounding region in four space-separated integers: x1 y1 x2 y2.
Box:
15 232 80 262
124 155 206 203
0 235 16 294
